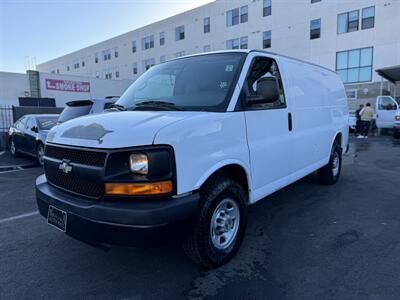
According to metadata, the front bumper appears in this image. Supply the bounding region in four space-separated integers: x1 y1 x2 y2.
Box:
36 174 200 247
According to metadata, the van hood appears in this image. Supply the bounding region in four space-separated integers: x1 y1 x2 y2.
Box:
46 111 202 149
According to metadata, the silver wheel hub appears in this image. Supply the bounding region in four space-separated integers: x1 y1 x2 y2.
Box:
210 198 240 250
38 146 44 164
332 151 340 177
10 141 15 154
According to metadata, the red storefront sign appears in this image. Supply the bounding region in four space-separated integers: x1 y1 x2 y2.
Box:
45 79 90 93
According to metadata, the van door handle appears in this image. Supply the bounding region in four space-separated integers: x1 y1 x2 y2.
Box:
288 113 293 131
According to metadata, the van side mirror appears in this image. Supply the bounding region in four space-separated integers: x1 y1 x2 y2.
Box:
31 126 38 133
247 77 280 105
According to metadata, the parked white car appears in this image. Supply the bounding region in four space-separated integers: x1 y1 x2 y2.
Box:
36 50 349 268
375 95 400 130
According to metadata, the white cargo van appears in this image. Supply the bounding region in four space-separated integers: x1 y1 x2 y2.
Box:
375 95 400 130
36 50 349 268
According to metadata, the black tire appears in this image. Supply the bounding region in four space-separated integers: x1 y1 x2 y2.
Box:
182 177 248 269
36 143 45 166
9 138 18 157
394 130 400 139
317 143 342 185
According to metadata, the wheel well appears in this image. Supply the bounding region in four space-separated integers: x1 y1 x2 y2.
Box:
202 164 249 201
334 132 342 147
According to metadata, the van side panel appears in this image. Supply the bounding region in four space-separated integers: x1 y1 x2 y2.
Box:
153 112 252 200
281 57 348 178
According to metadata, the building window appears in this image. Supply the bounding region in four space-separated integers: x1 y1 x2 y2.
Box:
115 70 119 78
74 62 80 69
142 35 155 50
132 62 138 75
263 31 271 48
175 51 185 58
56 69 59 74
203 45 211 52
240 36 248 49
67 66 70 71
226 38 239 50
81 60 85 67
105 71 112 80
204 17 210 33
175 25 185 41
310 19 321 39
102 49 111 61
336 47 373 83
114 47 119 58
311 0 321 3
338 10 359 34
132 41 137 53
95 53 99 63
160 32 165 46
226 8 239 27
95 71 100 78
263 0 271 17
160 55 166 63
362 6 375 30
240 6 248 23
51 70 55 74
143 58 155 71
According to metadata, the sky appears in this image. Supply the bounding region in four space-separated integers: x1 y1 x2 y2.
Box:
0 0 215 73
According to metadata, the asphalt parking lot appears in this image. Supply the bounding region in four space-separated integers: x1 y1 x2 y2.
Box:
1 136 400 300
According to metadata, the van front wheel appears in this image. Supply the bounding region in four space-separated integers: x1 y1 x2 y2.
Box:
182 177 247 269
318 144 342 185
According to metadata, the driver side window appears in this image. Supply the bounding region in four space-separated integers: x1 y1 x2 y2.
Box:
379 97 397 110
242 57 286 110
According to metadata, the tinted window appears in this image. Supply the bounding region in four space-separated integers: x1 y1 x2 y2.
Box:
58 103 93 123
117 53 246 112
37 117 58 130
26 117 36 130
16 116 27 129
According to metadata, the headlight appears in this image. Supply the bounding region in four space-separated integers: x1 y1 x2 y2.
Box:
395 115 400 121
129 153 148 175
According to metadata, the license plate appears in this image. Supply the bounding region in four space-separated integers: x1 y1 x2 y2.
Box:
47 205 67 232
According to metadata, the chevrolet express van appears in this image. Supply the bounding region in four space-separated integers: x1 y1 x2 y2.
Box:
36 50 349 268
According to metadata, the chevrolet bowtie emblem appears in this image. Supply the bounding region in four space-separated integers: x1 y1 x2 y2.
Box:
59 161 72 174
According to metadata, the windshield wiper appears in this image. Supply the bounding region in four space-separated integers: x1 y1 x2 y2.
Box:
132 101 183 111
107 103 127 111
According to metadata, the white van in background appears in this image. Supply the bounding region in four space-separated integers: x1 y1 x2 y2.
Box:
36 50 349 268
375 96 400 130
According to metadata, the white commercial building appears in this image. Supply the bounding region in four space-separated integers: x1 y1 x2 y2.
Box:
0 71 133 107
37 0 400 106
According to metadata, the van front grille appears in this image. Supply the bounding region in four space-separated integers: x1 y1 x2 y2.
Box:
45 144 107 167
44 165 104 198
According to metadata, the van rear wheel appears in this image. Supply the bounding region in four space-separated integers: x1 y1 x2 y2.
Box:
318 143 342 185
182 177 247 269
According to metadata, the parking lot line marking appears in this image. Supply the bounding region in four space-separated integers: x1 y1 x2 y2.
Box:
0 211 39 224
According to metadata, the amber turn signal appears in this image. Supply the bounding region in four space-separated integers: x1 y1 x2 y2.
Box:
105 180 173 196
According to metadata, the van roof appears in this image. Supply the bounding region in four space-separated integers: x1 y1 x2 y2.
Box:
173 49 337 75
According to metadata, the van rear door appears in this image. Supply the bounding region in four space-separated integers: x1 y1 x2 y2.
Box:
376 96 399 129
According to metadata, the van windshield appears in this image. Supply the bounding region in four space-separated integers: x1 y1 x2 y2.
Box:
117 53 246 112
